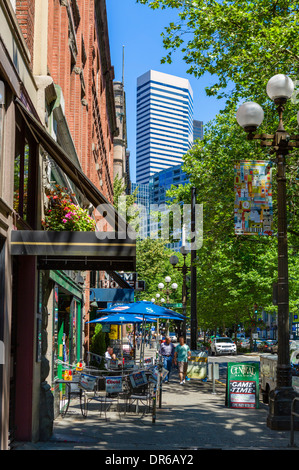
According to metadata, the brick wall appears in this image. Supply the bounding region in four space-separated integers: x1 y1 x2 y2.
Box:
15 0 35 67
47 0 115 205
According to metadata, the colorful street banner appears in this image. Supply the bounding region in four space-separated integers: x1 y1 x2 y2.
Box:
234 161 273 236
226 362 259 409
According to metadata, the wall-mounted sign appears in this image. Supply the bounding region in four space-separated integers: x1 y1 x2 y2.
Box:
226 362 259 409
101 272 145 290
234 161 273 236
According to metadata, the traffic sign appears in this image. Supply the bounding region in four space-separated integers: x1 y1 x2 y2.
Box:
165 303 183 308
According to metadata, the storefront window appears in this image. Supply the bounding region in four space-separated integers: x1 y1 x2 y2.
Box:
13 113 37 227
14 142 29 219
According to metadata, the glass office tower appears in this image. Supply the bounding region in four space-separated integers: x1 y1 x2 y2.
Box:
136 70 193 184
193 120 203 141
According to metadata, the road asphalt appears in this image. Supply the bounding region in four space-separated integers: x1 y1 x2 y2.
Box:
13 353 299 453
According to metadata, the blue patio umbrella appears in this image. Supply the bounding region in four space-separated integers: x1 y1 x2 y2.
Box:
95 301 185 320
87 312 183 324
87 313 147 324
87 302 185 366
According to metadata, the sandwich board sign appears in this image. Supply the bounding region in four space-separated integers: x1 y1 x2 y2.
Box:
226 362 259 409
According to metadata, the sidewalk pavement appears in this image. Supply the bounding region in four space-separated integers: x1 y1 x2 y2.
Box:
14 372 299 451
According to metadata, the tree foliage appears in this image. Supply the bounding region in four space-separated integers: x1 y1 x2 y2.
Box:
135 238 185 303
137 0 299 332
167 109 299 332
137 0 299 107
113 174 140 226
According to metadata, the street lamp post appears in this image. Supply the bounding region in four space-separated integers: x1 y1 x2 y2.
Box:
190 186 198 351
236 74 299 430
170 246 190 340
158 277 178 336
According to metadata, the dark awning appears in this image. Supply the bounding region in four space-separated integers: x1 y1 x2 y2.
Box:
11 230 136 271
14 98 127 232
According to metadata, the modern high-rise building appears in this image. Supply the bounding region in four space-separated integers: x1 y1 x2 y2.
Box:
136 70 193 184
193 119 204 141
149 163 189 207
130 164 190 248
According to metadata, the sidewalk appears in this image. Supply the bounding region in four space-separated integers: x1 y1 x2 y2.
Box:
14 372 299 451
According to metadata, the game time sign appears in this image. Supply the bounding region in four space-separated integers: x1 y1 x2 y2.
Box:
226 362 259 409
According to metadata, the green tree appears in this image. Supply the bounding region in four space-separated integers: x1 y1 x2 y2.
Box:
89 324 106 368
135 238 185 304
113 174 140 230
137 0 299 106
138 0 299 335
167 109 280 333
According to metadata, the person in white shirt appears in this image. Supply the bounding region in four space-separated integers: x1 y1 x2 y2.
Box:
105 347 116 369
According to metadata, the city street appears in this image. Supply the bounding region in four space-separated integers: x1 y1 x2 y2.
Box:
13 348 299 452
2 0 299 451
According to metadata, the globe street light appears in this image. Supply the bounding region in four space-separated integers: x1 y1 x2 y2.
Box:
236 74 299 431
158 276 178 303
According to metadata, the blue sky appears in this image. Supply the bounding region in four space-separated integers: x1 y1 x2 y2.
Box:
106 0 226 182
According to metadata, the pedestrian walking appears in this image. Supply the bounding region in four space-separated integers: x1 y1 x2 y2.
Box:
159 336 175 383
174 336 191 385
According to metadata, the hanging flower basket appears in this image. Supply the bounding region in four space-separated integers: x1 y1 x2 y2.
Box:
42 185 96 231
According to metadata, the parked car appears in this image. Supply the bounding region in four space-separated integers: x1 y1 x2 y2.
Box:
290 340 299 352
258 340 273 353
238 338 250 349
210 337 237 356
267 340 278 354
169 332 177 343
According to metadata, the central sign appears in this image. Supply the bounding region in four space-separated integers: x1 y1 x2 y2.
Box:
226 362 259 409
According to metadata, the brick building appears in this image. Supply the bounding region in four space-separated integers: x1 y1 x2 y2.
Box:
0 0 135 449
47 0 116 201
45 0 118 358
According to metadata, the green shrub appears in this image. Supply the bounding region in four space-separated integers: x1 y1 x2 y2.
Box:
89 324 106 368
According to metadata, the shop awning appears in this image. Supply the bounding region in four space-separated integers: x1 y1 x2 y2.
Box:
11 230 136 271
14 98 127 232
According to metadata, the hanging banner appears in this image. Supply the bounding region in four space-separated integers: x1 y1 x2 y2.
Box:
226 362 259 409
234 161 273 236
